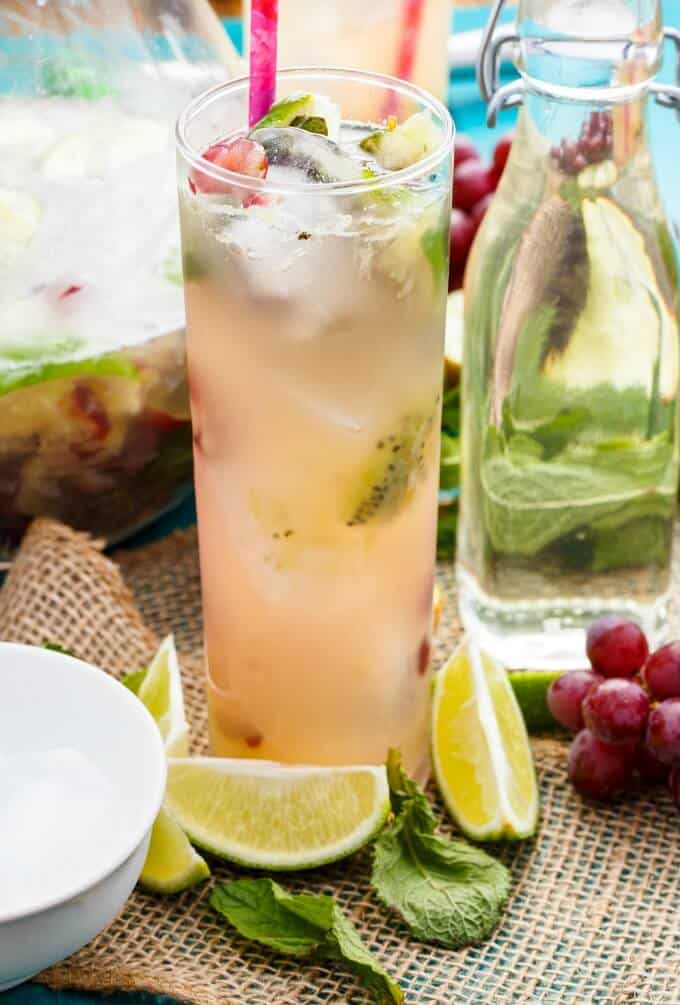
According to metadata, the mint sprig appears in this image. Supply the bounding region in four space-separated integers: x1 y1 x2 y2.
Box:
210 879 403 1004
371 751 510 948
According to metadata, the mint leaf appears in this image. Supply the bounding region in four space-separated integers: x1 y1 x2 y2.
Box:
322 904 403 1004
481 429 676 560
211 880 330 956
211 879 403 1004
372 751 510 948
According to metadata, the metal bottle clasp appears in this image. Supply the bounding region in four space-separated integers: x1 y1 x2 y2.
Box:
477 0 680 126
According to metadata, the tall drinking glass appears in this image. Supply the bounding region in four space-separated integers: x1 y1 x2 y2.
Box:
176 69 453 778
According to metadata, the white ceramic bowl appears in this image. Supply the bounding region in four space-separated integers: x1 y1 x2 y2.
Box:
0 642 166 990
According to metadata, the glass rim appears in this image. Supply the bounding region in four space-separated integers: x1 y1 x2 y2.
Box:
176 66 455 197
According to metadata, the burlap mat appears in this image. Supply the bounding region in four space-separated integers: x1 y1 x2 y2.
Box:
0 518 678 1004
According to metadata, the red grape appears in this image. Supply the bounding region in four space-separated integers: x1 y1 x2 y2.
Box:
454 134 480 171
449 209 476 270
642 641 680 700
492 131 514 181
635 742 670 784
453 160 496 214
670 765 680 810
585 616 649 678
583 678 649 743
470 193 494 231
645 698 680 765
547 669 603 733
567 729 633 801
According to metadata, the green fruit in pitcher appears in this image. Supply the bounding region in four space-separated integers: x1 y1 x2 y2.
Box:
543 197 678 402
344 409 436 526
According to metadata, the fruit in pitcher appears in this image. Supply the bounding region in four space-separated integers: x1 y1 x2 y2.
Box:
585 616 649 678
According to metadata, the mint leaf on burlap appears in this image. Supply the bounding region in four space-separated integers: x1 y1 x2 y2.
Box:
211 879 403 1004
321 903 403 1004
371 751 510 948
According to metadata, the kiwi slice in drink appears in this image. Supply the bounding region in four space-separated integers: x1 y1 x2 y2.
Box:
343 407 437 527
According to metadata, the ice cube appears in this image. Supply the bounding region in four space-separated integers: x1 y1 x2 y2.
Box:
250 127 365 184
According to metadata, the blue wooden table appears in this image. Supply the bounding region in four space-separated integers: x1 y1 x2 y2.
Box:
4 4 679 1003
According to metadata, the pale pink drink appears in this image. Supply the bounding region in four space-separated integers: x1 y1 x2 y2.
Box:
176 69 453 777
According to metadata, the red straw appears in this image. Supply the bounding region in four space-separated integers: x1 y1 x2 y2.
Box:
249 0 279 127
384 0 426 117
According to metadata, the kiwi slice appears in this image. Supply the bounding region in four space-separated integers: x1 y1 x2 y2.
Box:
343 408 437 527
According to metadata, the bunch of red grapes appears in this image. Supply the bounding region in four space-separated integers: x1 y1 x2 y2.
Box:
449 131 514 292
547 617 680 808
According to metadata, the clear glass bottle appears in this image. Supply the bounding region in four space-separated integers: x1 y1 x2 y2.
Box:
457 0 680 668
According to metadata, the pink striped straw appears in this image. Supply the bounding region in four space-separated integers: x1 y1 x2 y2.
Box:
249 0 279 127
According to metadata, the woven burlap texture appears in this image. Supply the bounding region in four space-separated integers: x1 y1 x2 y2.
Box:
0 517 678 1005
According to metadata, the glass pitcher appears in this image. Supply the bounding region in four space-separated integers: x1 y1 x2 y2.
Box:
457 0 680 668
0 1 239 560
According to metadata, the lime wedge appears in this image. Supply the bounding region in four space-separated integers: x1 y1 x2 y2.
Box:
432 641 539 841
164 760 390 870
137 635 189 757
139 806 210 894
508 670 563 735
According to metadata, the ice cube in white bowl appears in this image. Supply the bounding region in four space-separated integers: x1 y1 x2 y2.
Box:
0 642 166 991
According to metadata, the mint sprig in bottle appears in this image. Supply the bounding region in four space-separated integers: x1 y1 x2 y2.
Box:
457 0 680 669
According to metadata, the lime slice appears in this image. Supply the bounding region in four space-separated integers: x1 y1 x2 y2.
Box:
137 635 189 757
164 759 390 870
139 806 210 894
444 290 464 388
432 640 539 841
508 670 564 735
0 188 41 265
